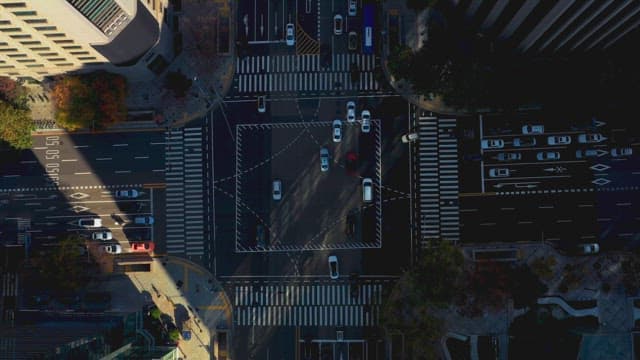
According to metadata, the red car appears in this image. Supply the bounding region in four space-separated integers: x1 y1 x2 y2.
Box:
130 242 155 253
346 151 358 176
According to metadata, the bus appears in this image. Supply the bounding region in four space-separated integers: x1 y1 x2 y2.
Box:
363 4 374 54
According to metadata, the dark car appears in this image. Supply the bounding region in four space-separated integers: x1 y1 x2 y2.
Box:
256 224 267 248
345 151 358 176
345 213 357 240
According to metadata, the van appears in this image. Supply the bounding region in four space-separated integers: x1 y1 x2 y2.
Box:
362 178 372 202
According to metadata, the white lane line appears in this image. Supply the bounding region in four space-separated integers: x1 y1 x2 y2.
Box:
150 142 166 145
556 219 572 223
578 204 593 208
61 159 77 162
480 222 496 226
500 207 515 211
74 145 88 148
597 218 611 222
546 237 560 241
517 221 533 224
580 235 596 239
96 157 112 161
3 175 19 178
74 172 91 175
616 202 632 207
24 202 41 206
619 233 633 237
459 208 478 212
20 160 37 164
115 170 131 174
538 205 554 209
152 169 165 172
633 171 640 175
135 156 149 159
112 144 128 147
485 175 571 181
33 146 47 150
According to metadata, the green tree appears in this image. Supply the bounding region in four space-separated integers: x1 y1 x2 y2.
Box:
168 328 180 342
0 100 33 149
32 235 89 292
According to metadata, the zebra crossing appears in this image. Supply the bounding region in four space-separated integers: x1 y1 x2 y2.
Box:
234 54 380 94
1 273 17 297
233 283 383 327
165 127 205 256
416 116 460 245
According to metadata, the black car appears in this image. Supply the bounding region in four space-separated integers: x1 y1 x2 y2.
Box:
345 211 357 240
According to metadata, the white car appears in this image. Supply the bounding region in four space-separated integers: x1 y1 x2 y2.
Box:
522 124 544 134
362 178 372 202
78 218 102 228
328 255 339 279
611 147 632 157
513 137 536 147
320 147 330 172
348 0 357 16
489 168 510 178
481 139 505 149
578 133 605 144
114 189 139 199
272 179 282 201
102 244 122 254
401 133 419 143
536 151 560 161
91 231 112 241
257 96 266 113
332 119 342 142
576 149 599 158
346 101 356 122
496 152 521 161
547 135 571 145
361 110 371 133
578 243 599 255
286 23 295 46
333 14 343 35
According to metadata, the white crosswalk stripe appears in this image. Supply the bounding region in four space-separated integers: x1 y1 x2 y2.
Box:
1 273 17 297
235 54 379 93
165 127 205 256
233 283 383 327
417 117 460 244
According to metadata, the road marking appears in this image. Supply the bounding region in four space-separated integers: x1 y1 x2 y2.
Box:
578 204 593 208
500 207 515 211
112 144 128 147
459 192 497 197
480 222 496 226
546 237 560 241
580 235 596 239
620 233 633 237
33 146 47 150
150 142 166 145
135 156 149 159
20 160 37 164
556 219 572 223
115 170 131 174
3 175 19 178
459 208 478 212
96 157 112 161
152 169 165 172
616 202 632 207
597 218 611 222
24 202 41 206
74 172 91 175
538 205 554 209
61 159 77 162
74 145 88 148
517 221 533 224
485 175 571 181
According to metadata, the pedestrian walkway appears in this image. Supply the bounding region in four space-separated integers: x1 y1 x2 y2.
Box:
233 282 383 327
416 116 460 246
165 127 205 256
1 273 17 297
233 53 380 94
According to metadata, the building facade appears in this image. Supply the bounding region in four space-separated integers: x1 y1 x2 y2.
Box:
455 0 640 52
0 0 174 81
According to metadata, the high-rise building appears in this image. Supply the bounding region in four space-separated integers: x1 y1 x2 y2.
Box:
455 0 640 52
0 0 175 81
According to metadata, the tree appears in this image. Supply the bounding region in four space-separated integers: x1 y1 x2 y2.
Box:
165 71 192 98
31 235 89 292
412 240 465 304
0 76 27 108
168 328 180 342
622 255 640 295
0 100 33 149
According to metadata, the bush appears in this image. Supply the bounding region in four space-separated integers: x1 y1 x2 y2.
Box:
150 308 162 320
0 100 33 149
168 328 180 342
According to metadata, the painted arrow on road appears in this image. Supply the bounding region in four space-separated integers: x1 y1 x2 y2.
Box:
493 182 539 189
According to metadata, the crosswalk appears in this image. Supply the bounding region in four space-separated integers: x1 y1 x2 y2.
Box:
233 283 383 327
416 116 460 245
234 54 380 93
1 273 17 297
165 127 205 256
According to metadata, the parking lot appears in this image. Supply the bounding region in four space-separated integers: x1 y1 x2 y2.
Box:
235 119 382 252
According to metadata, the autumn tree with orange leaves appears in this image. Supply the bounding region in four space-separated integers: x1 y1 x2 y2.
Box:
51 72 127 130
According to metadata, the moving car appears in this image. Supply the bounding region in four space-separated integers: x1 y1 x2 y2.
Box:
536 151 560 161
481 139 505 149
576 149 599 158
333 14 343 35
522 124 544 134
578 133 606 144
547 135 572 145
610 147 632 157
78 218 102 228
286 23 295 46
496 152 521 161
362 178 373 202
348 31 358 51
332 119 342 142
256 224 266 248
328 255 339 279
513 137 536 147
134 216 154 225
345 151 358 176
115 189 139 199
361 110 371 133
320 147 330 172
345 212 357 240
272 179 282 201
102 244 122 254
578 243 599 255
257 95 266 113
91 231 112 241
401 132 419 143
346 101 356 122
348 0 357 16
488 168 510 178
130 242 155 253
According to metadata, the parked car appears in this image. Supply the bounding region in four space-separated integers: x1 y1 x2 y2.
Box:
611 147 632 157
547 135 572 145
362 178 373 202
361 110 371 133
134 216 154 225
401 133 419 143
91 231 112 241
578 243 599 255
489 168 510 178
272 179 282 201
513 137 536 147
536 151 560 161
345 151 358 176
348 31 358 51
346 101 356 122
496 152 521 161
102 244 122 254
522 124 544 134
481 139 505 149
333 14 343 35
332 119 342 142
348 0 357 16
576 149 599 158
130 242 155 253
256 224 266 248
345 212 357 240
115 189 139 199
257 95 266 113
328 255 339 279
78 218 102 228
320 147 330 172
285 23 295 46
578 133 606 144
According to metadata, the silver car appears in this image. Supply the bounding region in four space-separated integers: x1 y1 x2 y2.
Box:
547 135 571 145
333 119 342 142
272 179 282 201
91 231 113 241
346 101 356 122
320 147 330 172
286 23 295 46
361 110 371 133
536 151 560 161
114 189 139 199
